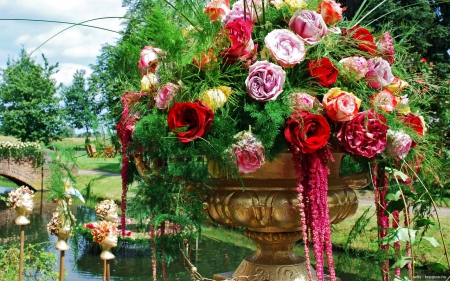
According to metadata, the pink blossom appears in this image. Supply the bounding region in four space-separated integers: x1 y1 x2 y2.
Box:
371 89 397 112
376 32 395 64
224 0 262 24
264 29 306 68
83 222 98 230
138 46 164 75
289 92 322 112
155 82 179 109
228 131 265 174
385 130 412 159
245 60 286 102
289 10 327 45
365 58 394 89
339 56 369 80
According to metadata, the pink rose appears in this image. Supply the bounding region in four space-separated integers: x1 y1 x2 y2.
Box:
385 130 412 159
289 92 322 112
365 58 394 89
245 60 286 102
337 110 388 158
138 46 164 75
220 18 257 64
318 0 344 26
370 89 397 113
289 10 327 45
339 56 369 80
228 131 265 174
376 32 395 64
264 29 306 68
205 0 230 21
155 82 179 109
322 87 361 122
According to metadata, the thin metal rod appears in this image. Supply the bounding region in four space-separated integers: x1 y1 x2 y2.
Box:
19 225 25 281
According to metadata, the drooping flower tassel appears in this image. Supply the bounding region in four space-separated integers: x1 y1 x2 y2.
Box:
392 210 401 278
293 153 314 281
404 207 413 280
372 163 390 281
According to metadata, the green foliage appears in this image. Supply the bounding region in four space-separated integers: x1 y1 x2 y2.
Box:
0 243 59 281
0 49 64 145
0 141 44 165
61 69 101 142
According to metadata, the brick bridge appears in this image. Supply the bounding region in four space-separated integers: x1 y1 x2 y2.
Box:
0 158 49 191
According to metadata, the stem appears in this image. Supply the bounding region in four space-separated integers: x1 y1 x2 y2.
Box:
403 161 450 268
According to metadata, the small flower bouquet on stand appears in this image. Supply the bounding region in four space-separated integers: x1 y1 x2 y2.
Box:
115 0 448 280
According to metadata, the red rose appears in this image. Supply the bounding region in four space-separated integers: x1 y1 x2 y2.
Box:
167 101 214 143
337 110 388 158
348 26 376 55
399 113 426 136
219 18 257 64
308 57 338 87
284 111 331 154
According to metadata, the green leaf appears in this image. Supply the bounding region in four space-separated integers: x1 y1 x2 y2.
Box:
414 218 435 227
386 167 410 182
391 256 412 269
422 236 439 247
426 262 449 272
385 192 399 201
397 227 417 244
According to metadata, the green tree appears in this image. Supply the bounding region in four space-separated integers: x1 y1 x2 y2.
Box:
61 69 100 143
0 49 64 145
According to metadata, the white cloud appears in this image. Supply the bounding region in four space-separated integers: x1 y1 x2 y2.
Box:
0 0 126 85
52 63 93 87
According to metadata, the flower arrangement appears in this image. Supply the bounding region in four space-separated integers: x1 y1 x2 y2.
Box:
90 221 118 244
46 212 76 236
95 199 119 221
6 185 34 209
116 0 446 279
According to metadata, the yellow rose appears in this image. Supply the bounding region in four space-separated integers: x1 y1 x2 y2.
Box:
199 86 232 110
284 0 307 11
141 73 158 91
385 77 409 94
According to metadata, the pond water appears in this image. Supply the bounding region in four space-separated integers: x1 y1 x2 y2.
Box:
0 188 443 281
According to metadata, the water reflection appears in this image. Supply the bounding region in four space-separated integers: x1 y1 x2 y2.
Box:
0 189 443 281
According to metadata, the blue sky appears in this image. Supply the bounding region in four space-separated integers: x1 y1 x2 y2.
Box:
0 0 127 86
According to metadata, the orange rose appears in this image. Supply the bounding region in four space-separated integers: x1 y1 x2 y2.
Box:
318 0 344 26
322 87 361 122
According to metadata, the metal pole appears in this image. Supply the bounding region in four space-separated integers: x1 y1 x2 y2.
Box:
106 260 111 281
60 250 65 281
103 260 107 281
19 225 25 281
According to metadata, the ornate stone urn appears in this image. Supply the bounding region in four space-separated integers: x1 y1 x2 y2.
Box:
205 152 359 281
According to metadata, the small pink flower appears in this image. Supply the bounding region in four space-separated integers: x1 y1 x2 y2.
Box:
322 87 361 122
385 130 412 159
339 56 369 80
264 29 306 68
245 60 286 102
376 32 395 64
224 0 262 24
365 58 394 89
228 131 265 174
289 10 327 45
289 92 322 112
370 89 398 112
155 82 179 109
138 46 164 75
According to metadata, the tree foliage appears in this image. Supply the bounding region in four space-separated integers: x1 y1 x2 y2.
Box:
0 49 64 145
61 69 101 143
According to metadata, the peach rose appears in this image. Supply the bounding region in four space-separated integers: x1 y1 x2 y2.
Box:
322 87 361 122
318 0 343 26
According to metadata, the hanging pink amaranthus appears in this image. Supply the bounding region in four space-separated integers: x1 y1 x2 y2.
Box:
116 91 146 235
292 147 336 281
